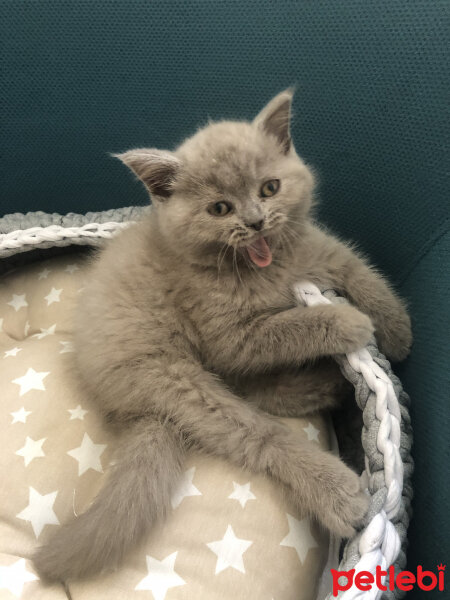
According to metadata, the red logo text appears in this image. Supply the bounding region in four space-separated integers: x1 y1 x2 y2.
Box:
331 564 445 596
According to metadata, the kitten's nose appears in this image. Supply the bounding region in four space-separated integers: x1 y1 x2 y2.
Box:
246 219 264 231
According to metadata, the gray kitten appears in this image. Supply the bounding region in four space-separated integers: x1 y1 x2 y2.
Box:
33 89 412 582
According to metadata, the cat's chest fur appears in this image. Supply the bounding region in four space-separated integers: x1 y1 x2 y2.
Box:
171 263 297 360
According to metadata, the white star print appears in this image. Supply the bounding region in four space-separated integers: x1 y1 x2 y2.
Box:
38 268 51 279
64 264 79 274
10 407 32 424
280 514 318 564
59 340 75 353
44 287 62 306
4 347 22 358
228 481 256 508
7 294 28 312
207 525 253 574
12 367 50 396
68 405 88 420
67 433 106 475
32 324 56 339
24 321 30 336
303 422 320 442
0 559 38 597
171 467 202 509
135 552 186 599
16 437 46 466
16 486 59 538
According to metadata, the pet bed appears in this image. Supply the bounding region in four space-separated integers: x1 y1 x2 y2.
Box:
0 209 413 600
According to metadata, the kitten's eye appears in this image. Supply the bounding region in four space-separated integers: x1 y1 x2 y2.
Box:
208 201 233 217
260 179 280 198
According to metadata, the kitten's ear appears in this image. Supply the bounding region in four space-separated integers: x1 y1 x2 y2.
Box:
113 148 181 200
253 88 294 153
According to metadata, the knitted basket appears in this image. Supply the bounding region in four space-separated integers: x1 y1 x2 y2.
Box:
0 209 413 600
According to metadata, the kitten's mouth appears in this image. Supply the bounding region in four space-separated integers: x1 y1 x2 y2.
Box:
245 236 272 268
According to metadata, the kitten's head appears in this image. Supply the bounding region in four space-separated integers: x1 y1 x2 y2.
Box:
115 89 315 269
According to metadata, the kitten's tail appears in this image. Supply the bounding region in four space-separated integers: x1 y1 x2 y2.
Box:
33 419 183 582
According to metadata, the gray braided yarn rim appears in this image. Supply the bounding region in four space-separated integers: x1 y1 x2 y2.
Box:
0 207 149 275
0 207 148 240
324 292 413 600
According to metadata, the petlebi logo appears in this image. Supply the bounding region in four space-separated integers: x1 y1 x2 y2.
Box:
331 564 445 596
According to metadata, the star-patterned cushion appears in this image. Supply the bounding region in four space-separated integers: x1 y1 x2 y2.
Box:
0 252 333 600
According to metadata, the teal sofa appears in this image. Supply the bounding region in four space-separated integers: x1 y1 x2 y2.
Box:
2 2 449 597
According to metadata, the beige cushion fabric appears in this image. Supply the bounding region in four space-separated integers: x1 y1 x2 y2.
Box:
0 253 331 600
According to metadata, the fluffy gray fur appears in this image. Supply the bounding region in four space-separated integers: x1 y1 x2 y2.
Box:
33 89 412 582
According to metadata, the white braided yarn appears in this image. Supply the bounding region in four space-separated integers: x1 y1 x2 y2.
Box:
294 281 403 600
0 221 132 251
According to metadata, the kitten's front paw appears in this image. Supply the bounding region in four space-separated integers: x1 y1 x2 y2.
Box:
376 309 412 362
327 305 374 355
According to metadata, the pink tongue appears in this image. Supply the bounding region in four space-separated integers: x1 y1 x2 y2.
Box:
246 237 272 267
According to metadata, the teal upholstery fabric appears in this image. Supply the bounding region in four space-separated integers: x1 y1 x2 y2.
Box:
396 230 450 577
2 2 449 595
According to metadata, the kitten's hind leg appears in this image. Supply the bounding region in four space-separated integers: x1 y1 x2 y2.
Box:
235 359 352 418
148 361 368 539
33 419 184 582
